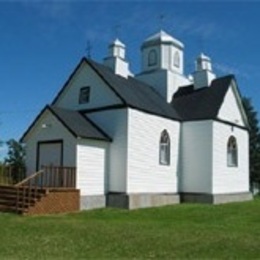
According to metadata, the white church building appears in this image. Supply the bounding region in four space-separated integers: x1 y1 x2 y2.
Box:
21 30 252 210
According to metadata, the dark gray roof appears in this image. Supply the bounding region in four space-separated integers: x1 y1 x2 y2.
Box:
49 106 111 141
51 58 241 124
171 75 234 121
58 58 181 121
87 59 181 120
21 106 111 142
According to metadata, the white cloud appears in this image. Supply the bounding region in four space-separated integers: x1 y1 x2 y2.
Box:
166 14 218 40
18 0 73 25
214 62 250 79
40 1 72 20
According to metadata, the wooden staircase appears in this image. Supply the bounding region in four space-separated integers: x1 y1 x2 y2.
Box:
0 166 79 215
0 185 47 214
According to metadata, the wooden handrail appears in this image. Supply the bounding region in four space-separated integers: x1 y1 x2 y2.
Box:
16 167 76 188
15 170 44 187
15 170 45 213
14 166 76 213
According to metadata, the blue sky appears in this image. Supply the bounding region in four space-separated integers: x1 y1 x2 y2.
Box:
0 1 260 160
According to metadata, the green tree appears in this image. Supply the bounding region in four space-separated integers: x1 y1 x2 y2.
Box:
0 141 3 164
4 139 26 182
242 97 260 186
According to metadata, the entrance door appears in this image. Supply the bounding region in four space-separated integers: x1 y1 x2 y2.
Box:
37 140 63 170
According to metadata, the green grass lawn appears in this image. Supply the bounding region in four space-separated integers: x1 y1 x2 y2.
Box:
0 198 259 259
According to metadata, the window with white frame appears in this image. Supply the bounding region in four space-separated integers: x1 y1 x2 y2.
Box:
148 49 157 66
159 130 170 165
227 136 238 167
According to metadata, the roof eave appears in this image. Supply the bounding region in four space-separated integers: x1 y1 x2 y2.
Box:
20 105 49 143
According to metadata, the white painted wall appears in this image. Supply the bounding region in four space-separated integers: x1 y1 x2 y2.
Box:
141 43 183 74
136 69 190 103
88 109 128 193
180 121 213 193
136 70 168 100
24 110 76 175
127 109 180 193
193 70 216 89
212 122 249 194
54 62 122 110
76 139 108 195
103 56 131 78
167 70 191 102
161 44 183 74
218 86 245 127
141 46 161 72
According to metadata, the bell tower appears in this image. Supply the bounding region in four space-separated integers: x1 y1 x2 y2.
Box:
136 30 190 102
140 30 184 74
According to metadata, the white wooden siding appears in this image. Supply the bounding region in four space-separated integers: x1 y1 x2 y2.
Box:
76 139 108 195
137 69 190 103
88 109 128 192
55 62 122 110
24 110 76 175
218 86 245 127
212 122 249 193
180 121 213 193
127 109 180 193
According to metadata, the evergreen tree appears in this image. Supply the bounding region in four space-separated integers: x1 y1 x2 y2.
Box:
242 97 260 186
4 139 26 182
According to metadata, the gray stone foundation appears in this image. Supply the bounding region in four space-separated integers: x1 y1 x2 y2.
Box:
180 192 253 204
80 192 253 211
80 195 106 210
107 193 180 209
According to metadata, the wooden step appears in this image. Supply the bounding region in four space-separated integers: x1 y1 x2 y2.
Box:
0 197 38 205
0 205 28 214
0 188 47 196
0 184 47 215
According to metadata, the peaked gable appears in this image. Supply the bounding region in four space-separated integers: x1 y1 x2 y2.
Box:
217 79 248 128
52 59 123 110
172 75 232 121
54 57 181 120
21 105 111 142
171 75 249 129
85 59 181 120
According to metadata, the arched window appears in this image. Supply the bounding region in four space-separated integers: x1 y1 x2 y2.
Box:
159 130 170 165
148 50 157 66
174 51 180 68
227 136 238 167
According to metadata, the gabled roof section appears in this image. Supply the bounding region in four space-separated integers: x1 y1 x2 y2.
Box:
52 58 86 105
86 58 181 120
21 106 111 142
49 106 112 141
51 57 180 120
52 58 126 106
171 75 248 127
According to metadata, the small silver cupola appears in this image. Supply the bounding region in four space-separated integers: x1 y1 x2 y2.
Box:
193 53 216 89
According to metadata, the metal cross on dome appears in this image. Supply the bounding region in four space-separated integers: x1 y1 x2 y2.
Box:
86 40 92 59
159 14 166 30
114 24 121 39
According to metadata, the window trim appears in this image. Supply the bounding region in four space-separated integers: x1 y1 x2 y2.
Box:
227 136 238 167
148 49 157 67
159 130 170 166
79 86 91 104
174 51 180 68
